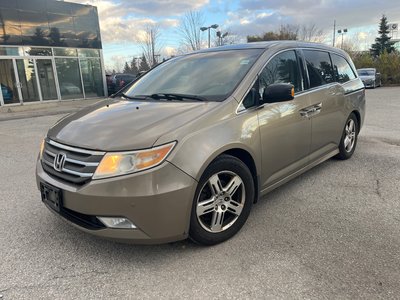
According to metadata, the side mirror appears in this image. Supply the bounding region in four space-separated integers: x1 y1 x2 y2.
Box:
376 72 380 76
262 83 295 104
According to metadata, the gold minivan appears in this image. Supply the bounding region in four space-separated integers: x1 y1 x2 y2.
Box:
36 41 365 245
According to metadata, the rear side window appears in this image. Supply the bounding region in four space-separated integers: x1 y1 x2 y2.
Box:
303 50 334 88
259 50 303 93
330 54 356 83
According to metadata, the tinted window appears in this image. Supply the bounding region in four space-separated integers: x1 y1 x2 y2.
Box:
303 50 334 88
241 50 302 109
331 54 356 83
0 8 20 25
17 0 46 12
260 50 302 93
0 1 101 49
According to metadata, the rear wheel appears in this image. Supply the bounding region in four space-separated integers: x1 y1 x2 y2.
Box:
189 155 254 245
335 113 358 160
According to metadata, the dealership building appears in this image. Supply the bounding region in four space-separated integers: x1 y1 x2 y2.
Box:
0 0 106 106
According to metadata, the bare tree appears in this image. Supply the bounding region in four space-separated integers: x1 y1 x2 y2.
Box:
139 25 162 67
299 24 324 43
177 10 205 51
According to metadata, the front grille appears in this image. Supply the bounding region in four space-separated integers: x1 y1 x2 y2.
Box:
41 139 105 185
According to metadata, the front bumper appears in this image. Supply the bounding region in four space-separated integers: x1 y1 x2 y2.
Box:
362 80 375 88
36 160 197 244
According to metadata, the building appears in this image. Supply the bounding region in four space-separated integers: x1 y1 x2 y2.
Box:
0 0 106 106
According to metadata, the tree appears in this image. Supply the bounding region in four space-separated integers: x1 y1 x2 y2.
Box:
370 15 396 57
139 25 162 67
298 24 324 43
130 57 139 74
123 62 131 74
177 10 204 51
138 54 150 72
247 24 298 42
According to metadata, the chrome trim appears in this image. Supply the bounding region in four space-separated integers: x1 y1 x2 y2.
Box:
48 140 105 155
45 149 99 167
61 168 93 177
235 46 359 115
65 157 99 167
42 155 94 177
45 149 55 157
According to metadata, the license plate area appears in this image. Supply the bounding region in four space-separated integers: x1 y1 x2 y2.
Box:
40 182 62 213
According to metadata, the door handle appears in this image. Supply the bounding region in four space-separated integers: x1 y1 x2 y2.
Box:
300 103 322 118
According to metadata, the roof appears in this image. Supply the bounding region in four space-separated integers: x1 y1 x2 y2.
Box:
192 41 349 57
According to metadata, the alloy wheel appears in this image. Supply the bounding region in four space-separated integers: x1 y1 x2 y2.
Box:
344 119 356 152
196 171 246 233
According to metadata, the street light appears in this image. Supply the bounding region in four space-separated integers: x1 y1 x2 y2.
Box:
200 24 219 48
216 31 228 46
337 28 348 48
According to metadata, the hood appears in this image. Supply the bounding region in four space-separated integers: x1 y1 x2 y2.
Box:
48 99 220 151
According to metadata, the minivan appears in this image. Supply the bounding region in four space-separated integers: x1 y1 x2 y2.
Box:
36 41 365 245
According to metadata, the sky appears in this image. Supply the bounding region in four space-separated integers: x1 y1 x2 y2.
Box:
68 0 400 71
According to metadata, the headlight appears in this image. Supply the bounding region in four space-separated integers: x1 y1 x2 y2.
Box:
93 142 176 179
39 139 45 160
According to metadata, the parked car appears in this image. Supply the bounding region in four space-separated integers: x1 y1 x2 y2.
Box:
108 73 137 95
60 83 81 95
37 41 365 245
357 68 381 88
1 83 13 103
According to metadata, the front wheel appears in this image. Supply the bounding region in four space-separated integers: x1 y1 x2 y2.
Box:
335 113 358 160
189 155 254 245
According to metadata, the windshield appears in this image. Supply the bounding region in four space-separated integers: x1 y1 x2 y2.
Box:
357 70 375 76
122 49 263 101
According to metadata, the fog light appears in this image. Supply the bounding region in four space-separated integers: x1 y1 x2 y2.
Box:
97 217 136 229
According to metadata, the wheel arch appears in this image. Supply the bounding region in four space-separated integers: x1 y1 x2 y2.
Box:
351 110 361 133
203 147 260 203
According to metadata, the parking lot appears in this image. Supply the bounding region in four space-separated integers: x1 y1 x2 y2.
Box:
0 87 399 299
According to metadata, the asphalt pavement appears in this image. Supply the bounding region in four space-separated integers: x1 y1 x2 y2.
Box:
0 87 399 299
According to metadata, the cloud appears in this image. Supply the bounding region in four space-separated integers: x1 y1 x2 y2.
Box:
70 0 209 16
236 0 400 31
67 0 184 43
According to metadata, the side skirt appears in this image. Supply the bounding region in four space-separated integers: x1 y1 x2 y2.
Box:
259 148 339 196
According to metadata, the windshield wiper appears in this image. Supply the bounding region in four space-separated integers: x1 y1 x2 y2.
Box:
149 93 207 101
121 93 148 100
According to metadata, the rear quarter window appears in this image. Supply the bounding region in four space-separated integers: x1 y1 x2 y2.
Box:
303 50 335 88
330 54 356 83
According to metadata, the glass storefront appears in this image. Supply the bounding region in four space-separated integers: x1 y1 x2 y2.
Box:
80 58 103 98
56 57 83 100
0 46 105 105
0 0 101 49
0 59 18 104
36 59 57 100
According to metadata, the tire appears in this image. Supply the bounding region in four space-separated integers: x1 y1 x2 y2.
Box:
189 154 254 245
335 113 358 160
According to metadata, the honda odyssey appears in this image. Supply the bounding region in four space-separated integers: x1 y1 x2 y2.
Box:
36 41 365 245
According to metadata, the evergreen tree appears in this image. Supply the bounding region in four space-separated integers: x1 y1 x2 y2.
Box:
370 15 396 57
123 62 131 74
138 54 150 71
130 57 139 75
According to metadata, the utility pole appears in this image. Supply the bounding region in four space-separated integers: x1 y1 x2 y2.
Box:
200 24 219 48
337 28 348 48
333 20 336 47
150 29 155 66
